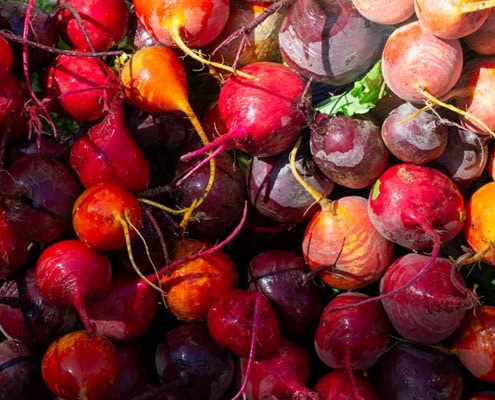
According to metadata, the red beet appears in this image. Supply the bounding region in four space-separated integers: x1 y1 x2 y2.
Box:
372 342 463 399
380 253 478 344
181 61 308 163
0 269 77 350
0 75 28 140
43 54 120 122
465 10 495 55
314 370 378 400
207 289 281 359
35 239 112 332
278 0 385 85
468 392 495 400
0 36 13 79
238 338 316 400
69 94 151 193
41 330 120 400
155 324 235 400
86 272 158 340
314 292 391 371
248 249 327 339
55 0 130 51
310 114 390 189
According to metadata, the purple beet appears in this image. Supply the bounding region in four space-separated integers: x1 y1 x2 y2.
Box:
372 343 463 399
0 154 82 244
0 269 77 350
154 324 235 400
381 102 448 164
248 250 327 339
314 292 391 371
246 143 334 225
172 152 246 240
430 125 489 189
380 253 478 344
278 0 384 85
310 114 390 189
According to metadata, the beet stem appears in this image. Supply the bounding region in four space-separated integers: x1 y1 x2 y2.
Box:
230 292 262 400
148 201 248 283
289 136 332 212
329 215 441 312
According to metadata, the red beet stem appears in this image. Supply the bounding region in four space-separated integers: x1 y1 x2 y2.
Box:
329 213 441 312
146 201 248 283
180 125 246 161
73 296 96 334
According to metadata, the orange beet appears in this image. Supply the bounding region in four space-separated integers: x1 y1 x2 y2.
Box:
302 195 394 290
463 181 495 265
160 239 238 321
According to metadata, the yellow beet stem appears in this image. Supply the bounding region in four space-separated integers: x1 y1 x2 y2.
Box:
289 136 334 213
169 23 257 81
457 242 492 266
116 213 165 294
417 85 495 136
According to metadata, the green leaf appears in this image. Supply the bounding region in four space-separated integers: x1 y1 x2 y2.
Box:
315 60 385 117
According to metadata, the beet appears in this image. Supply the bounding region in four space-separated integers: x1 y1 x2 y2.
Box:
248 250 327 339
0 269 77 350
154 324 235 400
314 292 391 371
314 370 379 400
381 102 448 164
238 338 315 400
172 152 246 240
207 289 281 359
247 143 334 225
380 253 478 344
0 154 82 244
0 75 29 141
278 0 384 85
372 343 463 399
310 114 390 189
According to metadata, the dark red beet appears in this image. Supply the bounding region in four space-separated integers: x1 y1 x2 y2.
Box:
172 152 246 240
35 239 112 332
431 125 489 189
238 338 316 400
310 114 390 189
0 339 42 400
380 253 478 344
86 272 158 341
468 392 495 400
55 0 130 51
314 292 391 371
69 94 151 193
41 330 120 400
43 54 120 122
0 75 29 140
0 36 13 79
313 370 378 400
207 289 281 359
0 206 31 279
247 143 334 225
155 324 235 400
381 102 448 164
6 135 73 164
248 250 327 339
0 269 77 350
0 154 82 244
278 0 384 85
372 343 463 399
0 1 58 70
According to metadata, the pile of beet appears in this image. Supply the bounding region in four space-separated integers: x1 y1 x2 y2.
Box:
2 0 495 399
